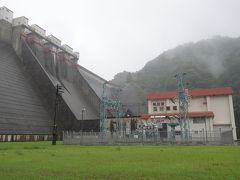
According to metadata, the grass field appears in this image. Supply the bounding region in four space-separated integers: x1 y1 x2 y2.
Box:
0 142 240 179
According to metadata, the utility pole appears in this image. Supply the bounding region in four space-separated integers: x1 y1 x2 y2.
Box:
81 108 86 133
52 84 64 145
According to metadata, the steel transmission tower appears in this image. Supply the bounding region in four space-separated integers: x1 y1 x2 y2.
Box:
175 73 189 140
100 82 123 138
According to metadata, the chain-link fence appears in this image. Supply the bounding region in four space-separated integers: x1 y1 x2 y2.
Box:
63 129 234 145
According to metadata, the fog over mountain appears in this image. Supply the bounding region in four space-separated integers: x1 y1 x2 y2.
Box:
111 36 240 114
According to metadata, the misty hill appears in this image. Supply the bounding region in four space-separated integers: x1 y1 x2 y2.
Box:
111 36 240 113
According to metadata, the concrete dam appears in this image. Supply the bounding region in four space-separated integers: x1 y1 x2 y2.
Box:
0 7 106 138
0 6 146 141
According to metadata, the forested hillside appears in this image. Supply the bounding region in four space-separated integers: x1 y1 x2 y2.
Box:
112 36 240 116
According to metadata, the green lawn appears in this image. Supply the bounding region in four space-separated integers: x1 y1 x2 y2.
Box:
0 142 240 179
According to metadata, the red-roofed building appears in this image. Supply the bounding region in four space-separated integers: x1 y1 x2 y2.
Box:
143 87 236 140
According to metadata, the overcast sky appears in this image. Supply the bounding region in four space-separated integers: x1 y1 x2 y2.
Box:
1 0 240 80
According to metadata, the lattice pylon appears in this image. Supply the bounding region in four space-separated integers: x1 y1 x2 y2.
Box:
175 73 189 140
100 82 123 138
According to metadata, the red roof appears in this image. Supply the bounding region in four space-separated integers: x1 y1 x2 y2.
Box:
147 87 233 100
141 111 214 120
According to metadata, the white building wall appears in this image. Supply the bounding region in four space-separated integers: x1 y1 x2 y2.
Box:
149 99 179 114
188 97 208 112
210 95 231 125
228 95 237 140
148 100 152 114
206 96 211 111
149 96 209 114
189 118 212 131
165 99 178 113
213 124 231 132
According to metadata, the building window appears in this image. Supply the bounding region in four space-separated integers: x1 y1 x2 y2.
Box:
157 102 160 106
159 107 164 111
153 102 156 106
193 117 205 124
161 102 164 106
153 107 157 112
166 106 170 111
173 106 177 110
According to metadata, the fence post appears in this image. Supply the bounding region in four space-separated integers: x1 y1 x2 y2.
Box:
219 128 222 144
202 128 205 143
62 131 64 143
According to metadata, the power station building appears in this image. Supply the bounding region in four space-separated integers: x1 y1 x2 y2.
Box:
142 87 237 141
